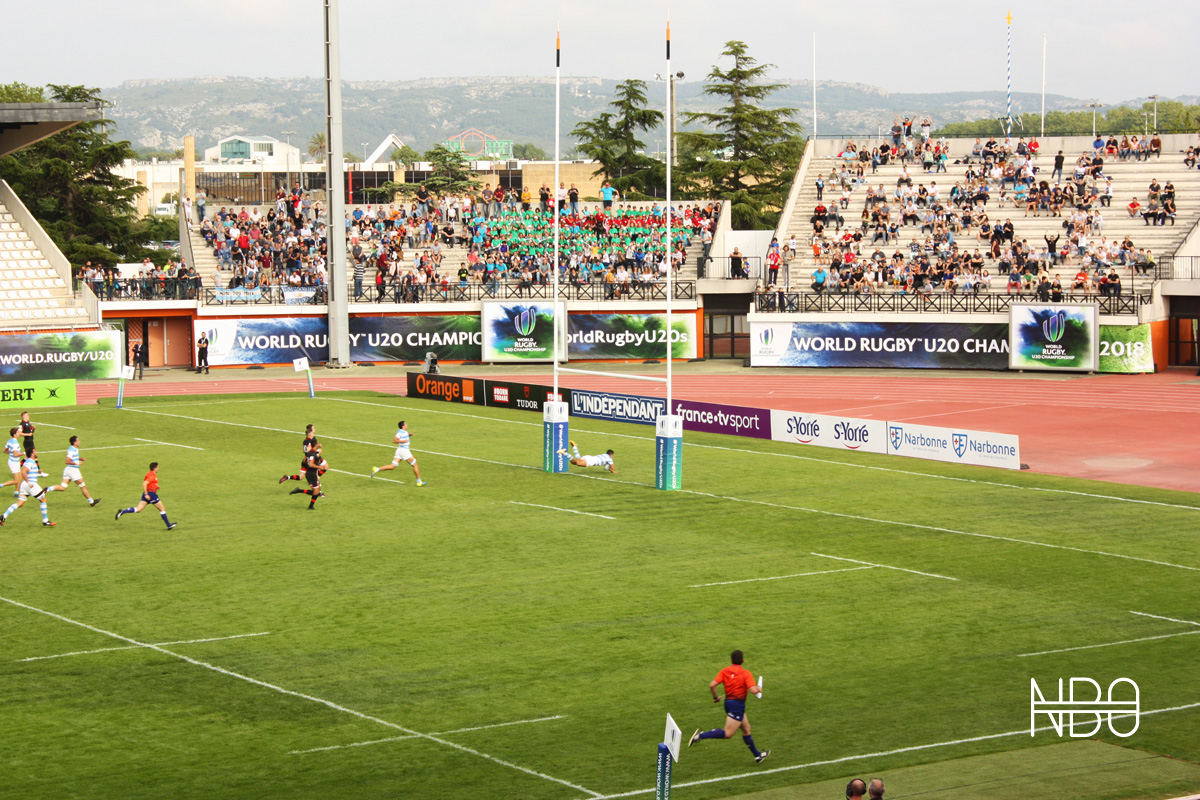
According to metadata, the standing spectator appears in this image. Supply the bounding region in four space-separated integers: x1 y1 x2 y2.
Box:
568 183 580 215
847 779 867 798
196 189 207 223
195 332 209 374
729 247 745 279
1051 151 1065 183
131 342 145 380
868 778 885 799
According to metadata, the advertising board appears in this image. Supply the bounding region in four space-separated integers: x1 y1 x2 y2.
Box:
405 372 483 405
0 378 77 409
768 409 888 454
0 330 123 380
195 318 329 366
1099 323 1154 374
481 301 564 362
567 313 697 360
750 321 1009 369
351 315 482 362
886 421 1021 469
569 388 665 426
1009 304 1098 372
671 399 772 440
485 379 569 413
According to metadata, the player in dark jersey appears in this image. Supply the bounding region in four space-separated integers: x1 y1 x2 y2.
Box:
688 649 769 762
289 441 325 510
280 424 317 484
19 411 36 458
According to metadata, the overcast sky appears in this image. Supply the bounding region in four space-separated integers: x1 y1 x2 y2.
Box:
8 0 1198 104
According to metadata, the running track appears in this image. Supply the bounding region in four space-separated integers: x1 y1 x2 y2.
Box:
76 369 1200 493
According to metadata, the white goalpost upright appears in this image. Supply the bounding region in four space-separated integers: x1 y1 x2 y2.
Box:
545 19 683 490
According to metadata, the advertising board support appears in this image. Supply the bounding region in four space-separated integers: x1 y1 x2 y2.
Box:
655 414 683 490
117 366 134 409
543 401 569 473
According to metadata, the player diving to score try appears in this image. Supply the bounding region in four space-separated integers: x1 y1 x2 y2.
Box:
558 440 616 473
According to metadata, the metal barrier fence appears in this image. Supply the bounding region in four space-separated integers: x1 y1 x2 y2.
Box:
1158 255 1200 280
700 256 764 281
754 291 1150 315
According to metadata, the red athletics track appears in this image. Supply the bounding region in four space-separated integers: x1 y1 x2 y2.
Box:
75 367 1200 494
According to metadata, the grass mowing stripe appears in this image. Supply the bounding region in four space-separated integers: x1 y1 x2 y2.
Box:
0 594 603 798
134 437 205 450
509 501 616 520
121 406 1200 573
320 396 1200 512
810 552 959 581
1015 630 1200 657
291 715 568 755
589 702 1200 799
689 566 873 588
18 632 271 662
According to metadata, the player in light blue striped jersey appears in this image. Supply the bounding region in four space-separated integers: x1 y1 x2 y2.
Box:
2 427 22 496
46 435 100 507
370 420 426 486
1 449 54 527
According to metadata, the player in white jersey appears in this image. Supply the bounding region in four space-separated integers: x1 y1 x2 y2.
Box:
559 440 617 474
2 427 22 495
370 420 427 486
0 448 54 527
46 435 100 506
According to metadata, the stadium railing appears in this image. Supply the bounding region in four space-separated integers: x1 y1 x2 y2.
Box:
1157 255 1200 280
753 290 1150 315
701 256 763 282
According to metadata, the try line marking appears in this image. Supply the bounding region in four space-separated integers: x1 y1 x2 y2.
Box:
509 501 615 520
117 407 1200 573
1017 609 1200 656
18 631 270 662
586 701 1200 799
811 552 959 581
320 396 1200 512
0 595 602 798
691 566 872 588
291 714 567 754
1130 611 1200 627
134 437 205 451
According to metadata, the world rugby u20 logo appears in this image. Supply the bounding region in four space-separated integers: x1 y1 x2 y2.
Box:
759 328 774 347
1042 311 1067 343
513 309 537 337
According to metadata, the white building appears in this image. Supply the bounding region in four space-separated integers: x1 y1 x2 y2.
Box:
203 134 301 166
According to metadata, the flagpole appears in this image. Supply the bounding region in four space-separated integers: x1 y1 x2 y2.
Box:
665 18 672 411
553 27 561 395
1006 10 1013 136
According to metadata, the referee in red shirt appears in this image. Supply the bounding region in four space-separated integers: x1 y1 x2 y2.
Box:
688 649 769 762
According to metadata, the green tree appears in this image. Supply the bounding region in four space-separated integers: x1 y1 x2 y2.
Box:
308 132 327 160
365 143 480 202
0 83 149 266
678 41 804 229
511 142 547 160
0 82 45 102
390 144 420 167
571 79 664 196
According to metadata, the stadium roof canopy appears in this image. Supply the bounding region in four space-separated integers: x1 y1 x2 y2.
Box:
0 102 102 158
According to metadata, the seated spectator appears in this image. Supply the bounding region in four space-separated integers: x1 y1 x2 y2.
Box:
1127 197 1142 217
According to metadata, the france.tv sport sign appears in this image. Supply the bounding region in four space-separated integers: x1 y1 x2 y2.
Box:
769 409 887 454
887 421 1021 469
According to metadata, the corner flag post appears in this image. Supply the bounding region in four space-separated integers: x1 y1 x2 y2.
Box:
117 365 134 409
294 357 314 397
657 712 681 800
543 27 570 474
655 16 683 491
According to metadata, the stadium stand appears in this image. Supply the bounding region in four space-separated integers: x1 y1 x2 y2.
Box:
0 192 91 327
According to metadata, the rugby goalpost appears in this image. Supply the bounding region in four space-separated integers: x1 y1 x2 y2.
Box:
542 20 683 491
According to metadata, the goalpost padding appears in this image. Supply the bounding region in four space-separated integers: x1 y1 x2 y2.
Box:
655 414 683 490
543 401 569 473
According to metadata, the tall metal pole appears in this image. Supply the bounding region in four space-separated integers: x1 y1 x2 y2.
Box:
1005 10 1013 137
282 130 296 192
665 19 672 409
323 0 350 366
553 27 561 395
1149 94 1159 131
811 33 817 140
1040 35 1046 138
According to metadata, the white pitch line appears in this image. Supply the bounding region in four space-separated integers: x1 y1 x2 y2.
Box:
40 444 155 453
18 631 271 662
319 396 1200 512
291 714 567 755
586 701 1200 799
891 403 1024 422
1130 611 1200 627
32 422 72 429
0 595 602 798
509 501 615 520
810 552 959 582
119 407 1200 572
690 566 873 588
323 467 402 484
1015 630 1200 657
134 437 205 451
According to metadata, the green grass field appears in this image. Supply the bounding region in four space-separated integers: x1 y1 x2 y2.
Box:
2 390 1198 800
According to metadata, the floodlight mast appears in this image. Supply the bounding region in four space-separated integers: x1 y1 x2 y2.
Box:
553 27 561 397
665 19 673 412
323 0 350 366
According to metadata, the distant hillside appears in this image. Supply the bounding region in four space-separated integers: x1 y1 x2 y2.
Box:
103 75 1096 154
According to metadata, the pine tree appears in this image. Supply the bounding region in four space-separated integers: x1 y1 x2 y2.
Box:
678 41 804 229
0 84 147 265
571 80 664 197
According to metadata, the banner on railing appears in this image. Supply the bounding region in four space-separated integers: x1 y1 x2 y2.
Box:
751 321 1009 369
1009 304 1098 372
0 330 122 381
567 313 697 360
283 288 324 306
210 288 266 303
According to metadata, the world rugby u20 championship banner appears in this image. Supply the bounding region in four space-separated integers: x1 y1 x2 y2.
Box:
1099 324 1154 374
750 321 1009 369
0 331 122 381
194 318 329 366
567 313 697 360
481 301 563 362
350 315 482 362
